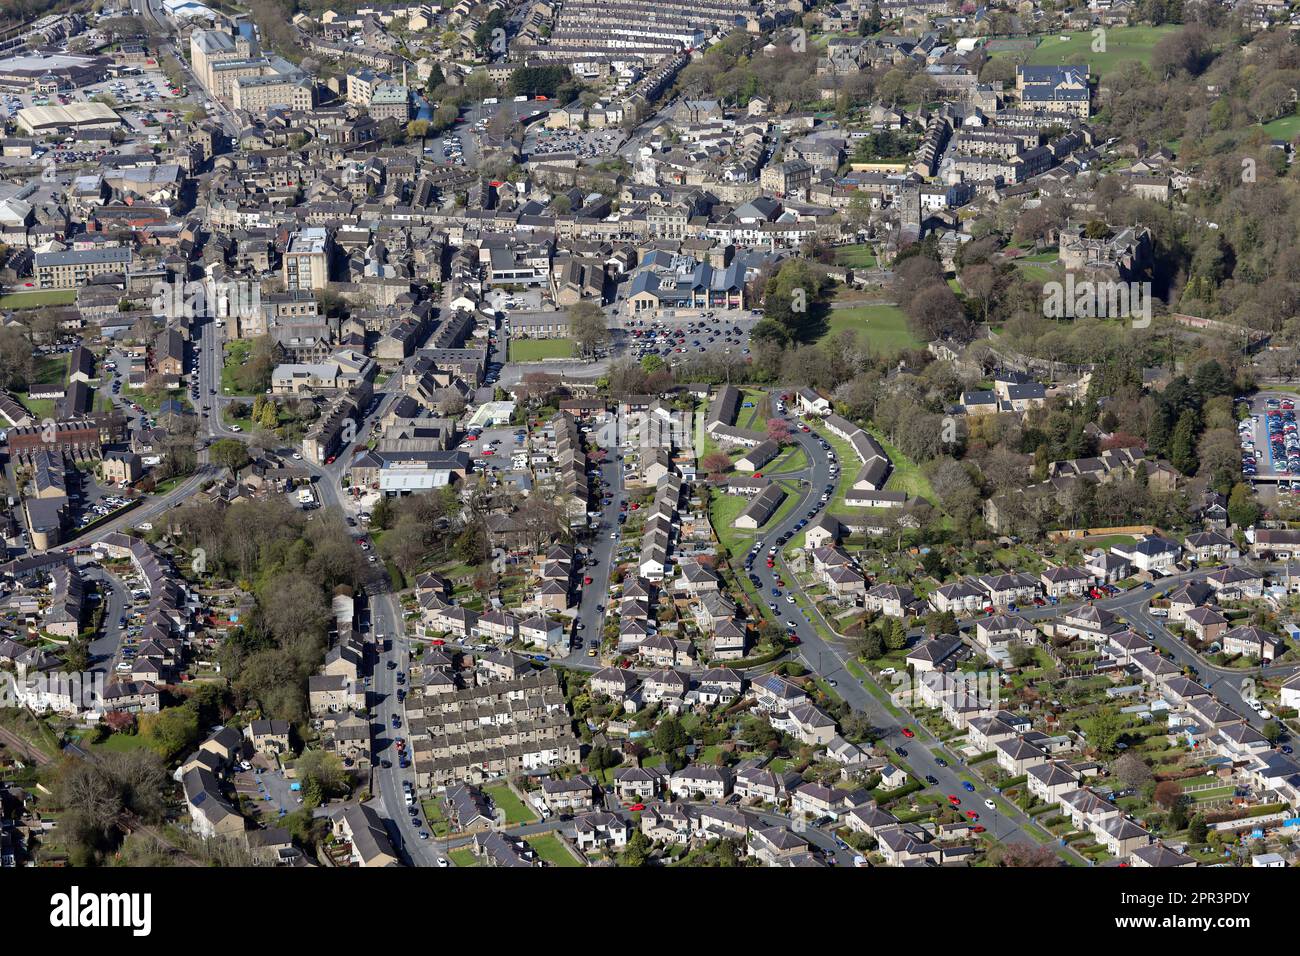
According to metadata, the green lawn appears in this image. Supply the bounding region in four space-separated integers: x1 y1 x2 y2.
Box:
823 304 920 358
484 782 537 825
509 338 575 362
449 848 479 867
710 491 756 557
835 243 877 268
1002 26 1181 79
1261 109 1300 141
18 396 56 420
91 732 152 754
865 423 934 502
529 832 581 867
769 444 809 474
0 289 77 309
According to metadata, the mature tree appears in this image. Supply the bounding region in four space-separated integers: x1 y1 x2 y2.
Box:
653 716 689 754
568 301 610 358
210 438 250 475
994 842 1059 867
766 417 792 445
1113 752 1154 791
1088 707 1126 755
701 451 733 479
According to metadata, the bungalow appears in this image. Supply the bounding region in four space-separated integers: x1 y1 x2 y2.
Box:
736 440 780 472
735 482 785 530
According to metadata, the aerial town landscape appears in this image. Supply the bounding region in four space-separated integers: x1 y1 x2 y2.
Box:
0 0 1297 886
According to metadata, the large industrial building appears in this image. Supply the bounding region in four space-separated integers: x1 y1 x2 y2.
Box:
0 52 111 91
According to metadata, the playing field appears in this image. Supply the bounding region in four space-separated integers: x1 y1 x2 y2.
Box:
824 304 921 357
509 338 574 361
1006 26 1179 78
0 289 76 309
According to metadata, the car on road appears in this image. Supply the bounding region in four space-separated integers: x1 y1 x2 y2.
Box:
894 746 907 756
965 811 979 821
925 775 938 785
962 781 976 792
948 795 961 806
934 757 947 768
984 799 996 810
901 727 915 738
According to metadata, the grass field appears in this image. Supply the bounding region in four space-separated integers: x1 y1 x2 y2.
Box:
509 338 574 362
529 833 582 867
824 304 920 358
1001 26 1180 79
0 289 77 309
1261 109 1300 141
448 848 478 867
484 782 536 825
835 243 877 268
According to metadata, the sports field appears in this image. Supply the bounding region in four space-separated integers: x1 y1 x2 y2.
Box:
509 338 574 361
824 304 921 357
1002 26 1179 79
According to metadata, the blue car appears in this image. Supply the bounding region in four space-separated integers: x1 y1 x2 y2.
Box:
771 587 780 597
962 781 976 792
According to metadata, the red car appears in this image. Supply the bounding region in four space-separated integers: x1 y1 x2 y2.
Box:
901 727 915 738
627 803 645 812
325 456 336 465
766 561 775 568
788 635 801 645
466 434 479 441
483 449 494 455
971 825 986 833
630 503 639 510
583 576 593 585
948 795 961 805
752 472 762 478
966 811 979 821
